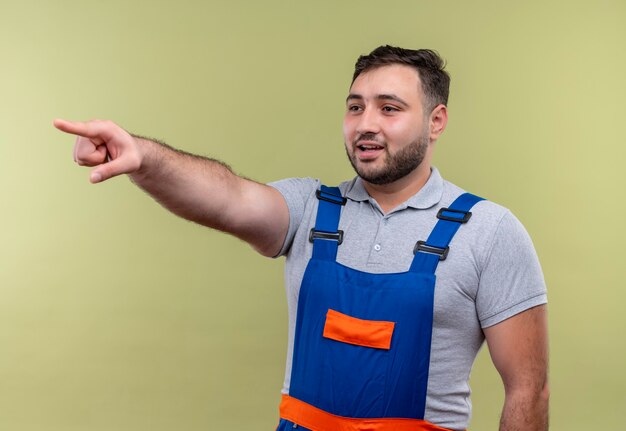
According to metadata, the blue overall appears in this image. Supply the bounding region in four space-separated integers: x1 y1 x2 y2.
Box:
277 186 484 431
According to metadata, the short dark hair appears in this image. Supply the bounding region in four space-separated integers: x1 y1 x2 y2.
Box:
352 45 450 112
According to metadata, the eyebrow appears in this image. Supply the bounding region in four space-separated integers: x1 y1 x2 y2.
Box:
346 93 410 108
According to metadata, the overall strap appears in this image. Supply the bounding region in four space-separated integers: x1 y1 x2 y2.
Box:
310 185 346 261
409 193 484 274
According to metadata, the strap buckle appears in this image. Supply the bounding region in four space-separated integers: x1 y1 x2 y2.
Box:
413 240 449 260
437 207 472 223
316 189 347 206
309 229 344 245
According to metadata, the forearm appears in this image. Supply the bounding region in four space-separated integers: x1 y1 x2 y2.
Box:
128 136 287 255
499 386 549 431
129 136 246 232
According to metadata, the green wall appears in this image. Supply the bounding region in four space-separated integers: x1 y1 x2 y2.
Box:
1 1 624 429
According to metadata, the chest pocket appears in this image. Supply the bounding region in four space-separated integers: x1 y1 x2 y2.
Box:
323 309 395 350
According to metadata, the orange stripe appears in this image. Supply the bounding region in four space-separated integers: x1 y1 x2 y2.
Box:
279 395 459 431
322 309 395 350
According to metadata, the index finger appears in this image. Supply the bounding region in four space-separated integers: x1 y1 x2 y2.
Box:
53 119 111 139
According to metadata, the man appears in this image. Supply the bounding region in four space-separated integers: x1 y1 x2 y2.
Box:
54 46 549 431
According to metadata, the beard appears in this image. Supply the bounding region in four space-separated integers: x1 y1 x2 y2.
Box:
345 131 429 185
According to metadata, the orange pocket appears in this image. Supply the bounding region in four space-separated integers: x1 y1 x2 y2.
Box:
322 309 395 350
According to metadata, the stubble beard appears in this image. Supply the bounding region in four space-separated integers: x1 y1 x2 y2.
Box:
345 132 429 185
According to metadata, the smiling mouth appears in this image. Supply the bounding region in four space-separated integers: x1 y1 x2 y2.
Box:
354 142 385 162
357 143 385 151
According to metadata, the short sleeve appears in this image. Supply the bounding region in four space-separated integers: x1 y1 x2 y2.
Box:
476 211 547 328
268 177 320 257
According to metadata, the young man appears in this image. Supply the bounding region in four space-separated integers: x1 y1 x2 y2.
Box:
54 46 549 431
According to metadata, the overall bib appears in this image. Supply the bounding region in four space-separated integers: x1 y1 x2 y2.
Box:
277 186 483 431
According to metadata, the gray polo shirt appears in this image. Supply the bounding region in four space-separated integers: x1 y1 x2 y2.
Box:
269 167 547 430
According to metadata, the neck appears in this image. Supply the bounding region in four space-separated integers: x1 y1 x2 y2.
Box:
362 162 432 214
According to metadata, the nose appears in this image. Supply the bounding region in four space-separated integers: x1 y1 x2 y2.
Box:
355 107 381 136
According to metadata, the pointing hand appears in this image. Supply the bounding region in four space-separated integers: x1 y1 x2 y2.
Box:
53 119 143 183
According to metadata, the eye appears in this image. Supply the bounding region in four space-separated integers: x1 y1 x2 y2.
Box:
347 104 363 112
382 105 400 113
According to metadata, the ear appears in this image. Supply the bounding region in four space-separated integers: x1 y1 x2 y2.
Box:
428 104 448 143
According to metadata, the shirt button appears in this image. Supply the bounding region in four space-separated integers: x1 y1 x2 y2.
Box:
374 244 381 251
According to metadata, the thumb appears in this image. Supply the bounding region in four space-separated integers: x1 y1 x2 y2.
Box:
89 153 140 183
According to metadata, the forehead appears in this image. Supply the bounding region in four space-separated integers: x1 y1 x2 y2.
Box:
349 64 423 101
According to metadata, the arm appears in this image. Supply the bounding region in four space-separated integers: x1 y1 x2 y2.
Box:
53 119 289 257
483 304 549 431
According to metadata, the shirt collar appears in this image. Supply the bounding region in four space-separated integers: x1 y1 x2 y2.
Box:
344 167 444 210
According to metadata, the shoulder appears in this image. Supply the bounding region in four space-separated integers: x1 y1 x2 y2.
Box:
268 177 357 207
440 177 508 217
437 180 525 251
438 176 538 273
268 177 320 198
267 177 355 257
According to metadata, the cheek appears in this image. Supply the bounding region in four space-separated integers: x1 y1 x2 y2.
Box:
386 120 422 141
342 117 356 140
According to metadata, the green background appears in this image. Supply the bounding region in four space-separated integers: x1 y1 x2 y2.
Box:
1 1 624 429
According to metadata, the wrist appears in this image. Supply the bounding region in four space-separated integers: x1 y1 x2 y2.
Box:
129 134 164 178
